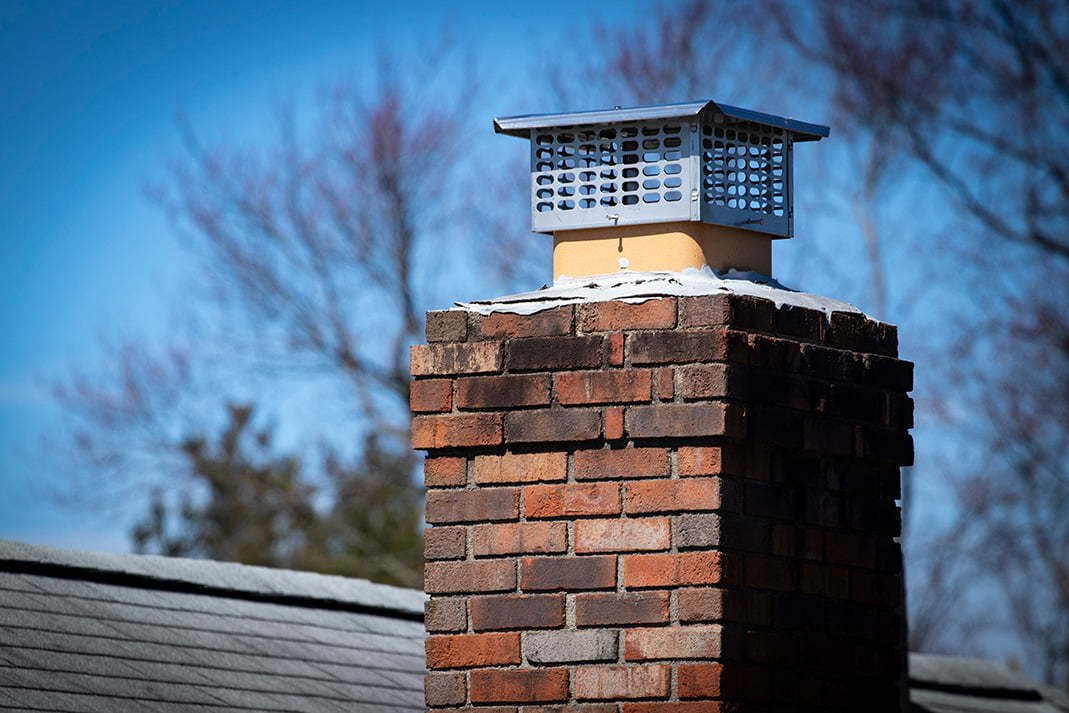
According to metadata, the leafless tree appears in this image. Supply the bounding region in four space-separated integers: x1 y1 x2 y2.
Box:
49 46 479 586
768 0 1069 685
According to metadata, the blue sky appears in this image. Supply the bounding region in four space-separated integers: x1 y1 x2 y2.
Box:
0 0 659 550
0 0 943 552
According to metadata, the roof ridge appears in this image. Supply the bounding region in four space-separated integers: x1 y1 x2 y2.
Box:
0 539 425 619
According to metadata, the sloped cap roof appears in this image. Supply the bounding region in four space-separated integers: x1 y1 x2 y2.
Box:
494 99 830 141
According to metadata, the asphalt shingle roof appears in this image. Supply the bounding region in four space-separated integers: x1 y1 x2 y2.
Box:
0 540 425 713
910 653 1069 713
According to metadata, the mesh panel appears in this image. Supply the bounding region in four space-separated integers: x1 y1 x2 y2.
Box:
527 113 794 236
531 122 689 231
701 117 788 218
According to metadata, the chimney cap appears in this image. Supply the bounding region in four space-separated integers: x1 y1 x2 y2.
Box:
493 99 830 142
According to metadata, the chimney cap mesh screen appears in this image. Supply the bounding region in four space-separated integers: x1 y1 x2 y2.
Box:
495 100 829 237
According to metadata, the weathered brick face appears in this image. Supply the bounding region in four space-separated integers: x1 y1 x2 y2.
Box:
415 294 912 712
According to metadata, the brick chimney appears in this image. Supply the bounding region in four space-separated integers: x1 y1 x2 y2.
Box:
413 294 912 712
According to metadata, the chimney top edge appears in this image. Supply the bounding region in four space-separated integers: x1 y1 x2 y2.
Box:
454 267 871 322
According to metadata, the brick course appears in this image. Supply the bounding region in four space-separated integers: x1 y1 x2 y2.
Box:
575 592 671 627
524 482 621 519
470 594 565 631
414 293 911 711
473 452 566 484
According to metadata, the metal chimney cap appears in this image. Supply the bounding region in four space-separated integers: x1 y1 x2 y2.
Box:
493 99 830 142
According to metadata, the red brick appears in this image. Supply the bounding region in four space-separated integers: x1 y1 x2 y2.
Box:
851 571 901 607
572 665 670 700
808 487 857 528
470 594 565 631
504 409 601 443
828 311 897 355
678 364 748 400
623 552 736 588
824 532 876 568
747 407 803 447
412 341 503 376
856 426 914 465
803 529 824 560
426 488 518 524
528 707 615 713
425 310 468 342
425 526 466 560
425 457 467 487
625 403 745 439
577 298 677 331
425 560 516 594
676 588 750 624
608 333 625 366
675 513 766 551
474 522 567 556
624 704 732 713
555 370 652 405
474 452 566 484
749 333 804 373
427 633 520 669
524 483 621 519
475 306 573 339
573 448 669 480
676 663 721 699
683 443 768 480
413 413 503 449
521 556 616 591
677 447 722 476
676 663 770 700
800 343 849 381
800 563 850 599
575 592 670 626
629 331 723 365
604 406 625 440
470 669 569 703
411 378 453 413
425 598 467 632
655 368 674 401
623 478 730 514
771 523 798 557
425 672 466 706
680 293 775 331
456 374 551 409
863 354 913 391
826 382 884 423
746 629 797 666
776 304 824 340
624 625 721 660
745 481 798 520
803 416 854 455
744 556 797 592
574 518 671 553
887 392 914 430
508 336 603 371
